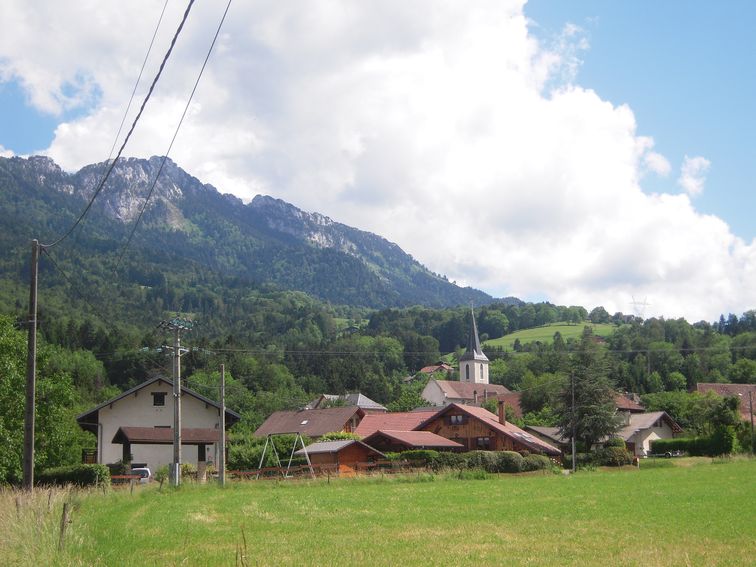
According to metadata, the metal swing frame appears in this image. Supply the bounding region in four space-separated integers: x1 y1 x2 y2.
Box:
255 432 314 480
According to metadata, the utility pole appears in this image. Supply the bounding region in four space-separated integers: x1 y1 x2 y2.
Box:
749 390 754 456
159 317 193 486
23 240 40 490
571 371 576 473
219 364 226 487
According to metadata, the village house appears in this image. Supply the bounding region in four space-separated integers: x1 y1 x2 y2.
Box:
76 377 240 474
361 430 464 453
354 409 438 437
526 410 682 458
254 406 365 438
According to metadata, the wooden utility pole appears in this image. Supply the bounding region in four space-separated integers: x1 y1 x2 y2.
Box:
159 317 193 486
23 239 40 490
219 364 226 487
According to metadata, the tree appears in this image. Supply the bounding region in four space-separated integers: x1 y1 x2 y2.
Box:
556 329 621 451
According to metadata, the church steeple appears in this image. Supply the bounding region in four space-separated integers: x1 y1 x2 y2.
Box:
459 308 489 384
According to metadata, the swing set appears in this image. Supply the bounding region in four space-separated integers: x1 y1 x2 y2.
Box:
256 432 315 480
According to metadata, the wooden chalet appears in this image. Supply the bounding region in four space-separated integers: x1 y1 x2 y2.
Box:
294 440 385 473
415 401 561 457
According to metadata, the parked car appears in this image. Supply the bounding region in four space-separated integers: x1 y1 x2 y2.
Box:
130 467 152 484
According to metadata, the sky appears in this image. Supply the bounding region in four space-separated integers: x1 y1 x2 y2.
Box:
0 0 754 323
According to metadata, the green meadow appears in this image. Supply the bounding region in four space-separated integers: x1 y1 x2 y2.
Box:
3 458 754 566
484 322 618 350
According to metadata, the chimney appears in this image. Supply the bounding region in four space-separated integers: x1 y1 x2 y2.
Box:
473 390 478 405
498 400 506 425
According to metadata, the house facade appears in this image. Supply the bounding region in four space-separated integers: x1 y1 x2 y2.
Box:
76 377 240 472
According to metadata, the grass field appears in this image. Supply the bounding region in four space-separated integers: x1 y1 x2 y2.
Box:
484 322 618 350
3 458 754 566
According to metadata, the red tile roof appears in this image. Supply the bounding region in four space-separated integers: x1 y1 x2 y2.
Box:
497 392 523 418
419 363 454 374
112 427 219 445
615 393 645 413
432 380 510 401
419 404 561 456
354 411 437 437
696 383 756 421
254 407 364 438
362 430 464 449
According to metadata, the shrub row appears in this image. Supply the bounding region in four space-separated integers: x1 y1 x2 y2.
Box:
650 427 740 457
563 446 634 469
392 450 554 474
37 464 110 487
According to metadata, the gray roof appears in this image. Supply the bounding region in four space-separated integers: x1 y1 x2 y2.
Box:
294 439 385 458
76 376 241 425
617 411 682 441
305 392 387 411
459 308 489 362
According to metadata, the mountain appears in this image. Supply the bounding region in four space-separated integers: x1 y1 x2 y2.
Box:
0 155 494 309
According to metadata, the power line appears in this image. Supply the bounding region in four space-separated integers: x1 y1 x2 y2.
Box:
41 0 197 249
113 0 234 273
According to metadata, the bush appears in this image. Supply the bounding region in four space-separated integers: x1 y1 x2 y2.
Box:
710 426 739 456
399 450 439 466
521 454 552 472
651 437 710 456
562 453 593 470
593 446 633 467
429 451 466 471
37 464 110 487
464 451 499 472
495 451 524 473
604 437 626 449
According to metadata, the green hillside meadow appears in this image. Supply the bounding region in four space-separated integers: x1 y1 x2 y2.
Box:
484 322 618 350
3 459 754 566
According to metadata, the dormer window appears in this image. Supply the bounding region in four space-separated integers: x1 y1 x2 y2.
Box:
152 392 166 407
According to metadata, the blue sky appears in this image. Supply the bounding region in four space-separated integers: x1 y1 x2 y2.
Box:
0 1 754 320
526 0 756 240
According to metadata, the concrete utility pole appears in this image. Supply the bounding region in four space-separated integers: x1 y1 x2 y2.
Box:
23 239 40 490
159 317 193 486
571 371 577 473
219 364 226 487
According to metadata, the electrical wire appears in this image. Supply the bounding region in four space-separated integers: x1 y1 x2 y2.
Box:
113 0 234 274
41 0 197 249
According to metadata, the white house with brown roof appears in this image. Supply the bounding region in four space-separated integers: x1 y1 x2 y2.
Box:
76 377 240 472
421 380 510 406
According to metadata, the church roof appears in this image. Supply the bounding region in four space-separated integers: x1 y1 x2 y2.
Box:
459 309 489 362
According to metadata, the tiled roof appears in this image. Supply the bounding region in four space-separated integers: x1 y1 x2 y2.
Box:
418 404 561 456
419 363 454 374
111 426 219 445
254 407 363 438
354 410 437 437
293 440 385 458
497 392 523 418
433 380 510 400
525 426 567 445
305 393 387 411
362 430 464 449
697 383 756 421
615 393 645 412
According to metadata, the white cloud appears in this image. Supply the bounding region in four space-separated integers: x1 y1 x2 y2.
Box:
0 0 753 322
644 151 672 177
0 144 14 158
678 155 711 196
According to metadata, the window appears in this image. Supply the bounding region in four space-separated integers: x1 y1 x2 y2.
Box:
476 437 491 450
152 392 166 407
480 363 484 377
465 365 470 380
450 414 466 425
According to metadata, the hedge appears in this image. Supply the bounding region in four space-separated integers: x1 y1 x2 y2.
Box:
592 446 633 467
650 437 710 456
37 464 110 487
521 454 553 472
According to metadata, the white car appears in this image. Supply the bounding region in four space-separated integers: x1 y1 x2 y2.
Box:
130 467 152 484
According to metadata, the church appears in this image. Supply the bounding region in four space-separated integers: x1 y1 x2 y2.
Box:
421 309 510 406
